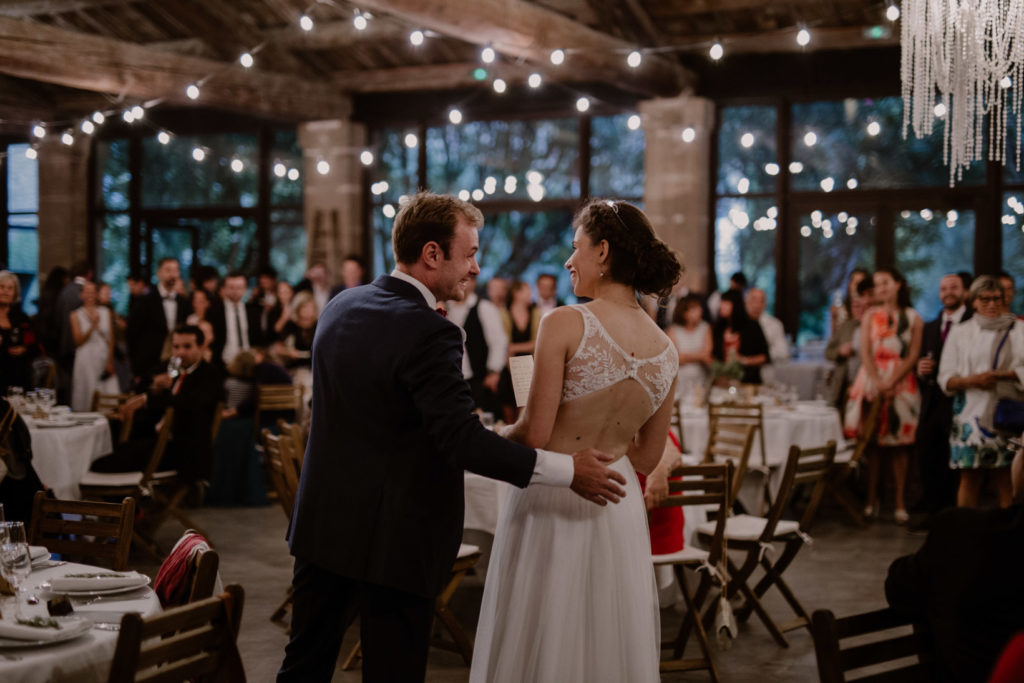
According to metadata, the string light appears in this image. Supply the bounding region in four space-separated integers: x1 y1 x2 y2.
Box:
316 160 330 175
273 162 287 177
80 120 95 134
886 4 900 21
803 131 817 146
709 42 724 61
575 96 590 113
550 49 565 65
382 204 396 218
91 111 105 124
681 126 696 142
122 110 135 123
796 28 811 46
186 83 200 100
934 102 947 118
192 147 206 161
480 46 496 64
130 105 144 120
299 14 314 32
528 73 542 88
360 150 374 166
240 52 254 68
740 132 754 147
493 78 507 94
25 147 37 160
404 133 418 148
287 168 300 181
409 30 424 46
32 124 45 138
626 50 642 68
231 158 244 173
61 131 74 146
353 12 368 31
448 108 463 124
471 189 484 201
866 121 881 136
158 131 171 144
626 114 641 130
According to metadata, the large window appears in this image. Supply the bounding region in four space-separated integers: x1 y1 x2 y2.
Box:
4 143 39 313
370 114 644 300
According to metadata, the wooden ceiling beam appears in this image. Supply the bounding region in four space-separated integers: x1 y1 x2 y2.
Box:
684 25 898 55
659 0 877 15
0 15 351 121
334 62 527 92
266 17 408 49
0 0 125 16
352 0 691 97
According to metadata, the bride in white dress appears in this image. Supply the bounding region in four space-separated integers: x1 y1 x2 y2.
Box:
471 200 682 682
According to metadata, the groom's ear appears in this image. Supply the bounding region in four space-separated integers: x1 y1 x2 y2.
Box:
422 241 442 268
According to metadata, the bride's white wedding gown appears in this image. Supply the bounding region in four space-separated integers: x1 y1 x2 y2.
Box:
470 304 677 682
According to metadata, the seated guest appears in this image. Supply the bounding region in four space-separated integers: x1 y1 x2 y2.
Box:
294 262 331 314
274 292 317 405
825 290 869 408
221 348 292 420
885 439 1024 683
712 289 769 384
745 287 789 363
93 325 221 484
0 397 47 524
249 266 280 345
707 270 747 323
0 270 42 395
271 280 295 340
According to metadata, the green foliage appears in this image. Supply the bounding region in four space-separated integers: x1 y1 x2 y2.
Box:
717 106 777 195
590 114 645 198
894 210 975 320
710 360 744 382
140 133 260 209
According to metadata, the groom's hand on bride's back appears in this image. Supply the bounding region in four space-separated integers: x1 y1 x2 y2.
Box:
570 449 628 505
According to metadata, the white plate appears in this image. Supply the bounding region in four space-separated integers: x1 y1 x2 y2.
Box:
38 575 151 597
32 419 78 429
0 617 92 648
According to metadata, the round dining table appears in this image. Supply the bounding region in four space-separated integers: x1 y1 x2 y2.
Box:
24 413 113 500
0 560 160 683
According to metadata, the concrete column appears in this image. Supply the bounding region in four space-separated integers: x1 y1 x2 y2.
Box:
297 117 365 285
639 95 715 292
36 136 90 276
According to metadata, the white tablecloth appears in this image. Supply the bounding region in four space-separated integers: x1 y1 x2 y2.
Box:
765 360 833 401
25 416 113 500
0 561 160 683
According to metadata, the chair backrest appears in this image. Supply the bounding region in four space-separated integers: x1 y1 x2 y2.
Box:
262 429 298 518
139 408 175 484
27 491 135 571
670 398 685 453
31 358 56 389
659 461 734 568
277 420 307 465
811 607 931 683
702 420 757 508
708 401 768 466
154 531 220 608
107 584 246 683
253 385 301 438
760 441 838 540
92 392 138 444
210 401 225 447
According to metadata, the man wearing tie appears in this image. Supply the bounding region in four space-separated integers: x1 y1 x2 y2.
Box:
211 271 261 368
127 258 191 389
912 272 972 531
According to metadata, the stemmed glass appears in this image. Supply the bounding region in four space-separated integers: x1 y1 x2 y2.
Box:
36 388 56 418
167 356 183 380
0 521 32 619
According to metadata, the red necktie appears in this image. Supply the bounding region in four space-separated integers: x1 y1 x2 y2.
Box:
436 306 447 318
941 319 951 341
172 369 188 395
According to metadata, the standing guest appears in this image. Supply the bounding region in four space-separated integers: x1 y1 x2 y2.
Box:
186 288 216 363
446 272 508 415
997 270 1021 317
210 271 259 368
911 273 972 529
652 278 693 330
127 258 191 389
70 281 119 412
712 288 769 384
278 191 624 682
497 279 542 424
486 276 509 309
274 292 317 403
831 267 870 336
294 262 331 314
248 266 279 346
190 264 220 301
329 254 368 299
55 261 92 402
844 267 923 523
534 273 563 318
32 265 68 357
746 286 789 363
271 280 295 340
825 291 869 409
98 282 131 392
938 276 1024 508
707 271 747 323
668 294 712 404
0 271 41 394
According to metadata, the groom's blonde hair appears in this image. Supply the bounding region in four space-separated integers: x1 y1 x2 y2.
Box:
392 192 484 266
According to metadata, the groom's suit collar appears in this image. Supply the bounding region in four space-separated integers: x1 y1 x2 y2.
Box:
374 273 465 342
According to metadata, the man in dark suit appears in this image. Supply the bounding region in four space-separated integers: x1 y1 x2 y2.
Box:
127 258 191 389
54 260 92 403
911 272 972 530
886 439 1024 683
278 193 627 682
209 271 261 367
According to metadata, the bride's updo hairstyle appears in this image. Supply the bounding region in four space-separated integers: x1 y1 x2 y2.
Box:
575 199 682 298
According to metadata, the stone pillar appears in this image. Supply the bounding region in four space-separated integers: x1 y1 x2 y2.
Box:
298 116 365 285
36 136 90 276
639 95 715 292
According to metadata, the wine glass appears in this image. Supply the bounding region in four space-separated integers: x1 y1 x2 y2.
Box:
5 386 23 412
0 521 32 619
36 388 56 417
167 356 183 380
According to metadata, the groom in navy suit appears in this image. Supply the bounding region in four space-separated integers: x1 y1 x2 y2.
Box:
279 192 627 682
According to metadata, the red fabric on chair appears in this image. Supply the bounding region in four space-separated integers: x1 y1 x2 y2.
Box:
990 632 1024 683
154 531 212 607
637 431 685 555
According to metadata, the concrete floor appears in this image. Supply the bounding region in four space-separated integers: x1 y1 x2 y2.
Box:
135 499 923 683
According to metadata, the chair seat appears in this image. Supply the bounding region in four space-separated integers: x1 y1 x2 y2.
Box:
79 470 177 488
652 545 708 566
695 514 801 541
456 543 480 559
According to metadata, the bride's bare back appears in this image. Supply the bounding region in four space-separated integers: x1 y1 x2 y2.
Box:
510 300 678 474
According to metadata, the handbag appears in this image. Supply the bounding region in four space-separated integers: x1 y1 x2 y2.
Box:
992 324 1024 434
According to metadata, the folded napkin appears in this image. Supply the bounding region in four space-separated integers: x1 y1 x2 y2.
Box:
29 546 49 561
48 571 148 592
0 616 82 642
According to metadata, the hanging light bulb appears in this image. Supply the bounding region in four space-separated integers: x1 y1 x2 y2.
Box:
360 150 374 166
353 12 368 31
287 168 300 181
550 49 565 65
186 83 200 100
32 124 45 138
709 42 724 61
796 28 811 46
449 108 463 124
130 105 145 120
25 147 37 160
493 78 507 94
626 114 641 130
316 160 330 175
681 126 696 143
240 52 254 68
575 96 590 113
404 133 418 148
886 4 900 21
273 162 287 177
528 73 542 88
192 147 206 161
61 131 74 146
80 120 95 134
299 14 314 31
409 30 424 46
626 50 642 68
92 111 105 124
231 158 244 173
158 131 171 145
481 46 496 64
122 110 135 123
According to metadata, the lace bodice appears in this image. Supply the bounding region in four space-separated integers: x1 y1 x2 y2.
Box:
561 305 678 412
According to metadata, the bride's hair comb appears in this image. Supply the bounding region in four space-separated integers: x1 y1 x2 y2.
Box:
605 200 629 231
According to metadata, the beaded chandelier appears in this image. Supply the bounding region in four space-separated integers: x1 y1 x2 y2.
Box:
901 0 1024 185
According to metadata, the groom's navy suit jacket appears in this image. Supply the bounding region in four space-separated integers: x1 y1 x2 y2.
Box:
288 275 537 598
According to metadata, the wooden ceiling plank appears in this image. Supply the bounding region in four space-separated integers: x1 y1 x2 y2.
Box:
680 24 898 55
352 0 690 96
267 17 408 49
0 0 127 17
0 15 351 120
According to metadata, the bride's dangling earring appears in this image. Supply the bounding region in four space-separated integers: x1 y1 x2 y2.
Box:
599 269 605 278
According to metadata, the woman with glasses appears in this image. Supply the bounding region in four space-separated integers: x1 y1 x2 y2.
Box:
939 275 1024 508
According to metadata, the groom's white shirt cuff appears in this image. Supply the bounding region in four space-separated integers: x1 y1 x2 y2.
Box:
531 449 575 487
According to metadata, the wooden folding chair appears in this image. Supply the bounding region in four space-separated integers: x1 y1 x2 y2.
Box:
92 392 138 444
263 429 300 624
253 384 302 439
107 584 246 683
697 441 838 648
277 420 307 465
155 532 220 608
811 606 931 682
342 544 484 670
652 462 734 680
27 491 135 570
827 398 882 527
702 420 757 511
670 397 686 453
708 402 773 512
